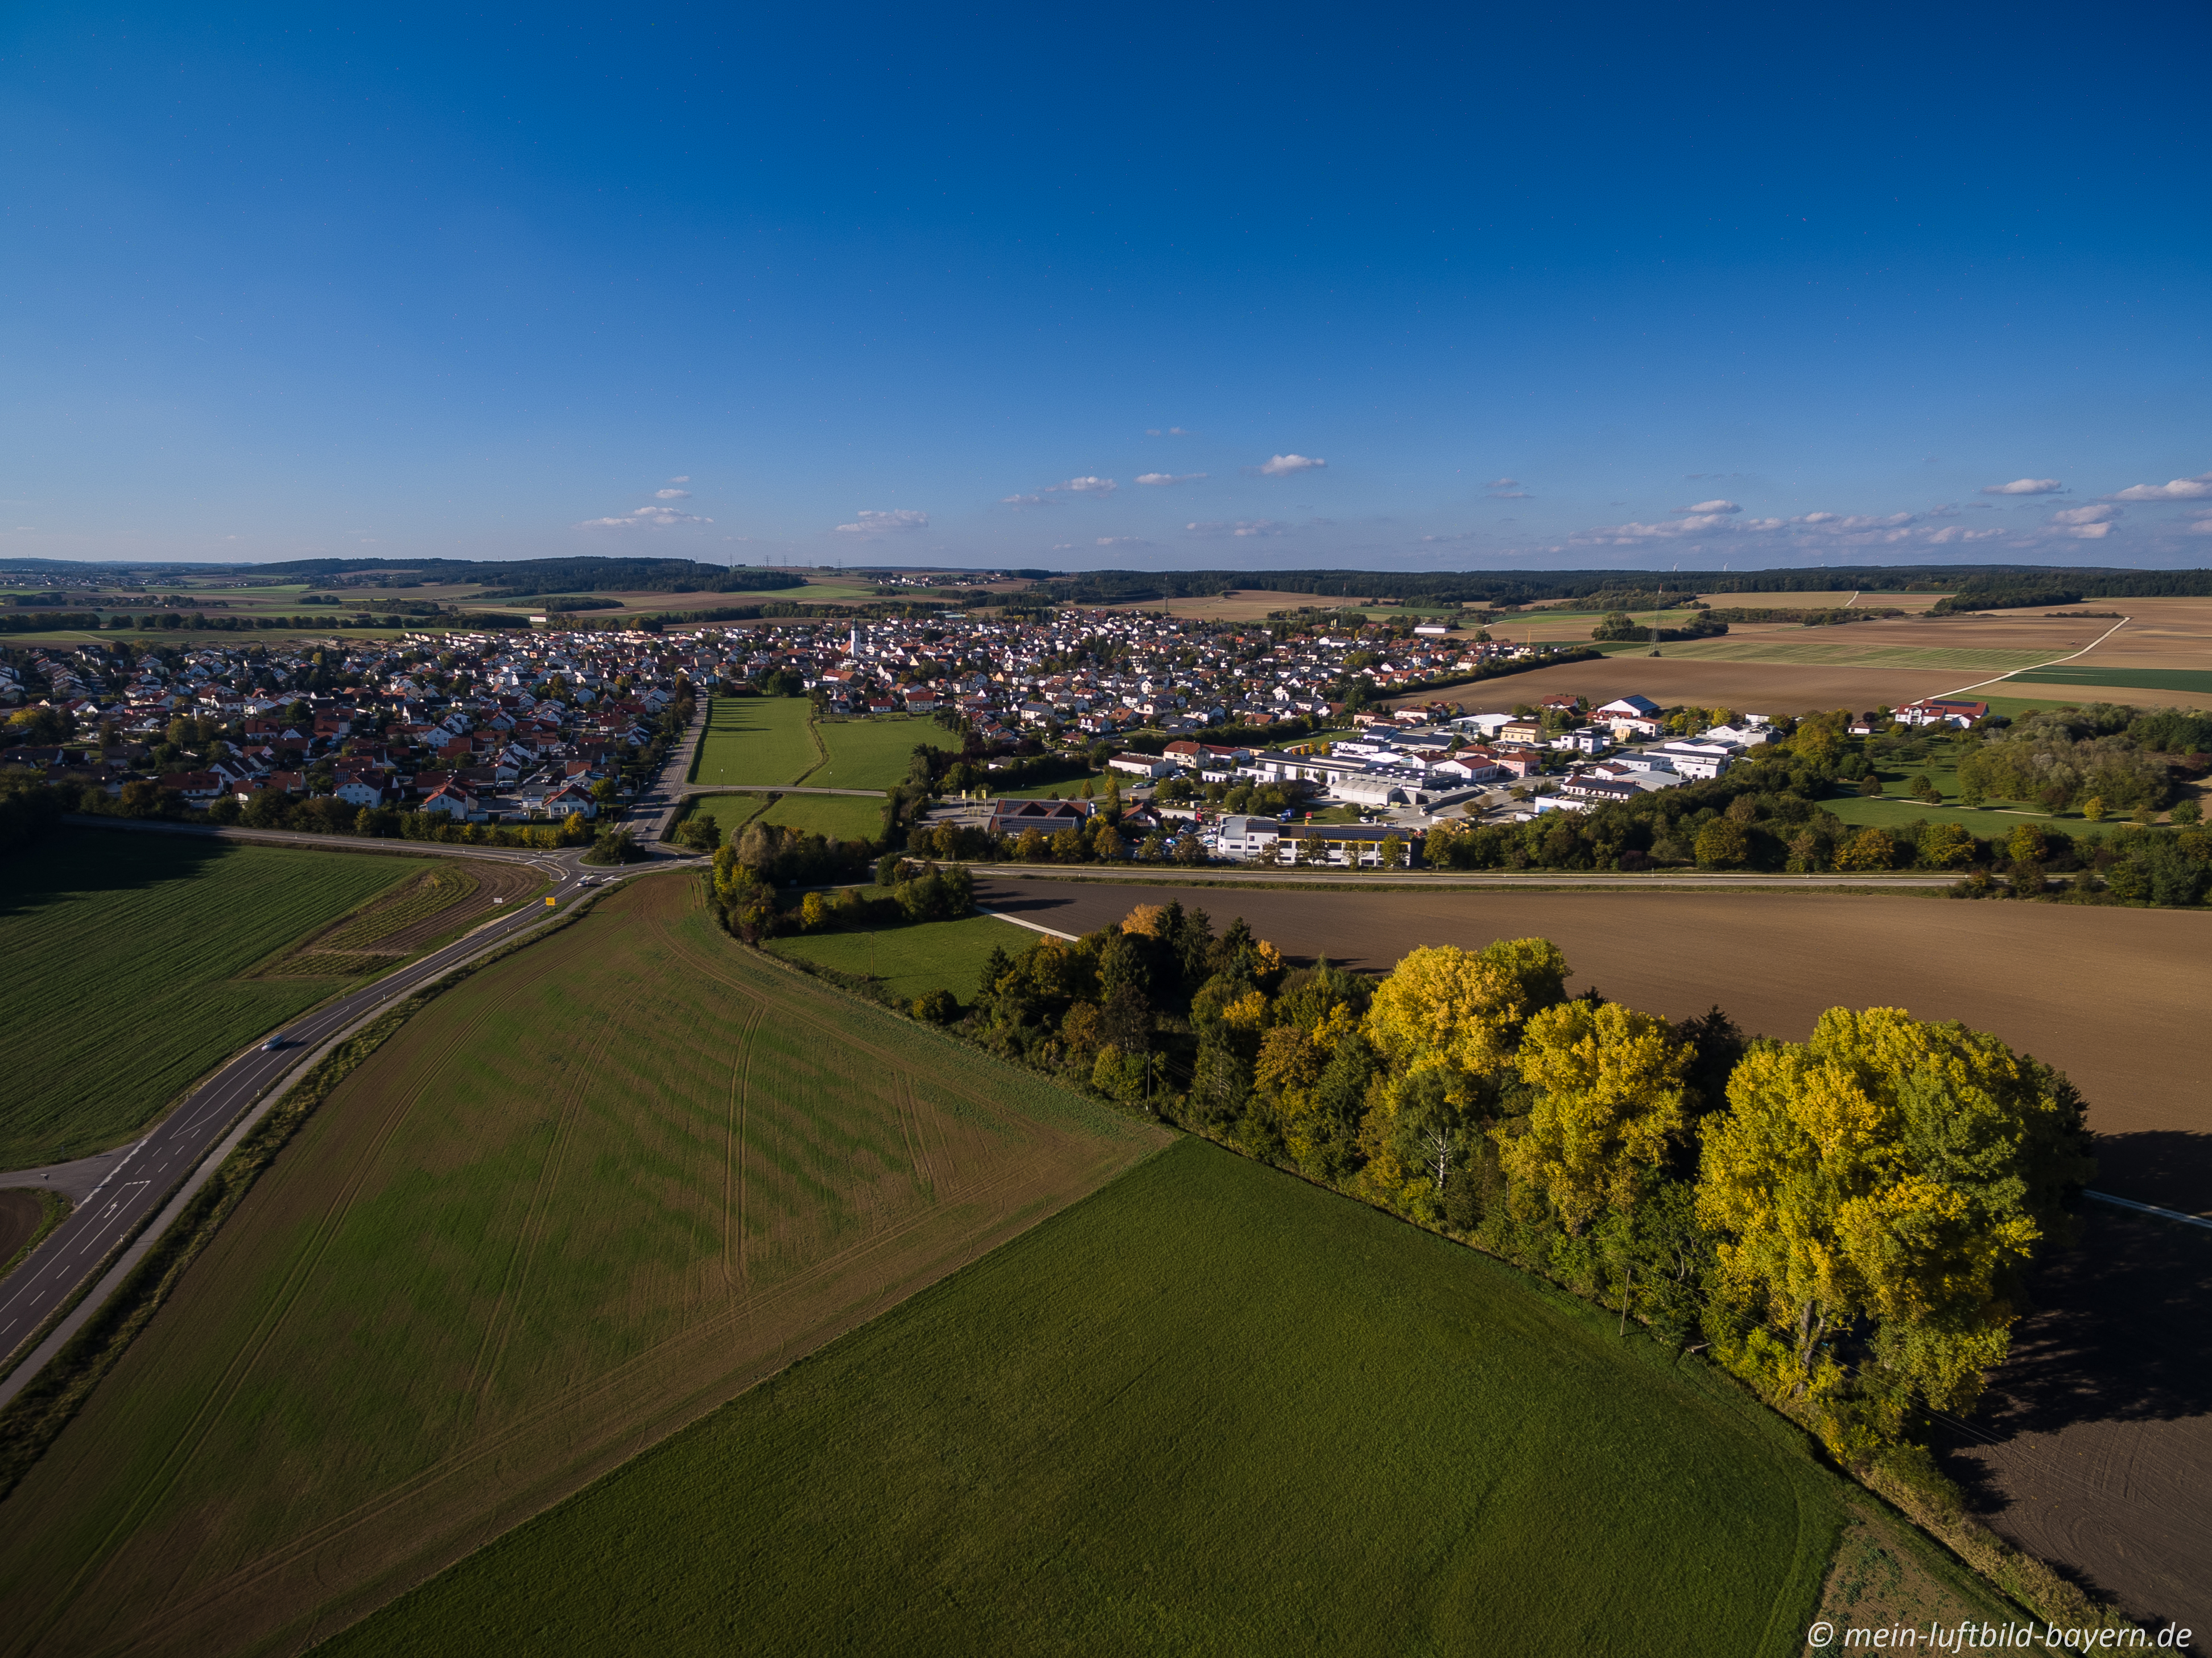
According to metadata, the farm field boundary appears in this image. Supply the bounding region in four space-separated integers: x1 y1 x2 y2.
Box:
0 834 420 1170
0 877 1165 1658
323 1139 2022 1658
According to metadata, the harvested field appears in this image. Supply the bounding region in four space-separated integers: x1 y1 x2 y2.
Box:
0 833 415 1169
0 1191 49 1265
328 1139 1942 1658
0 876 1165 1658
1935 1205 2212 1634
1629 637 2063 671
1398 657 1978 717
690 696 819 787
971 876 2212 1213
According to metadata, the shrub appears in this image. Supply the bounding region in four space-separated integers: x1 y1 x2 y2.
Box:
912 988 959 1024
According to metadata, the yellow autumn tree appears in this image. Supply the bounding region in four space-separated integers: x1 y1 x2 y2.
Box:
1500 1000 1691 1233
1696 1007 2092 1416
1360 939 1570 1207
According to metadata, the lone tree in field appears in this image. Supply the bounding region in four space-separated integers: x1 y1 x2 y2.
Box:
1696 1007 2093 1418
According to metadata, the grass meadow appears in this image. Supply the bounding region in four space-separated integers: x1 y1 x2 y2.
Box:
809 716 954 790
690 696 820 787
0 876 1165 1658
0 832 414 1167
758 791 889 839
2005 665 2212 696
769 910 1034 1005
682 792 889 842
325 1137 1872 1658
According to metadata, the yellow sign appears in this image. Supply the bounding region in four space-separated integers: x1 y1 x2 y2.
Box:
546 896 556 907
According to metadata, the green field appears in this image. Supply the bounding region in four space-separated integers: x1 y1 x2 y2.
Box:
808 717 955 791
690 696 821 787
0 877 1163 1658
683 792 888 841
1627 638 2064 671
770 909 1033 1005
2003 665 2212 695
679 793 771 836
328 1137 1875 1657
1822 793 2124 838
994 769 1108 799
759 791 890 839
0 832 414 1168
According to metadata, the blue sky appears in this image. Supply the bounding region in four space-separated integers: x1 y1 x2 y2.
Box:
3 1 2208 572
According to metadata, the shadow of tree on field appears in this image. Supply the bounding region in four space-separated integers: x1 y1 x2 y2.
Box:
0 827 235 923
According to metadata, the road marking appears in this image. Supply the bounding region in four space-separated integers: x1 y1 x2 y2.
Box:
2082 1190 2212 1231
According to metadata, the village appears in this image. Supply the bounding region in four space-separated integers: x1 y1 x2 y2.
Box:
1 608 1988 860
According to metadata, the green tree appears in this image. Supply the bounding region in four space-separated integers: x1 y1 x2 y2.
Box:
1693 817 1748 869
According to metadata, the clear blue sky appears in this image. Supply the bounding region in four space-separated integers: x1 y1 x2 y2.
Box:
3 2 2207 572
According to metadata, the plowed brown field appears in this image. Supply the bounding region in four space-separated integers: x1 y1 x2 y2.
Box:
0 876 1165 1658
1399 657 1979 716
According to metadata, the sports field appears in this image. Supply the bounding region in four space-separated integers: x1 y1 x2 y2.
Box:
0 876 1165 1658
690 696 820 786
770 910 1033 1005
810 717 953 790
0 833 415 1169
326 1137 1908 1658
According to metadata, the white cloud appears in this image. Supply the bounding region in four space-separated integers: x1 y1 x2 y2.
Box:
1488 477 1519 489
834 509 928 534
2186 515 2212 535
1169 426 1190 435
1047 476 1118 495
1000 493 1046 508
577 505 715 529
655 488 692 500
2052 504 2120 526
1981 478 2063 496
1095 536 1150 547
1256 453 1326 477
1186 518 1289 538
1678 499 1741 515
2065 522 2114 539
1146 429 1161 436
2110 473 2212 501
1135 472 1207 486
667 475 690 482
1489 490 1533 500
1925 525 2007 544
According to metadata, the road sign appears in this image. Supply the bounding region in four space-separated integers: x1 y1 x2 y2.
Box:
546 896 556 906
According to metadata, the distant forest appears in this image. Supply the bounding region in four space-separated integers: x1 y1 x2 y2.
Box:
5 556 2209 611
243 556 812 597
1008 564 2212 608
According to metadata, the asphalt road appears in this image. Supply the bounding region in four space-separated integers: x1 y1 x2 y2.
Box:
0 855 596 1375
622 702 709 844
